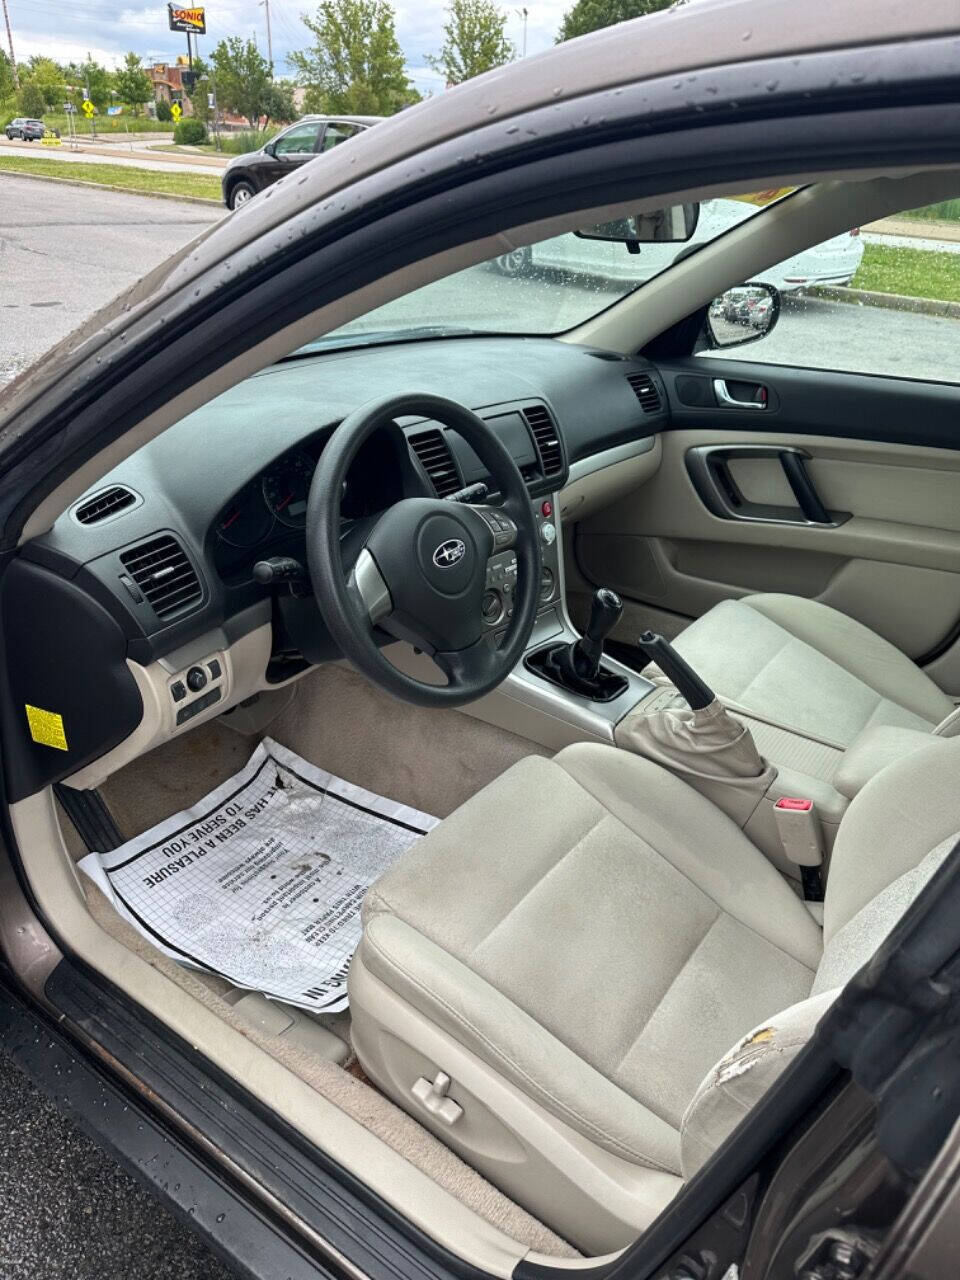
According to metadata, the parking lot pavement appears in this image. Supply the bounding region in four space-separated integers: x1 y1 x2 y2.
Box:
0 175 223 384
0 1049 236 1280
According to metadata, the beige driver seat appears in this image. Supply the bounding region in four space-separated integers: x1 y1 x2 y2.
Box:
656 593 955 746
349 736 960 1255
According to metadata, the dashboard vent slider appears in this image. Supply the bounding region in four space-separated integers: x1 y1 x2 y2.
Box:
119 535 202 621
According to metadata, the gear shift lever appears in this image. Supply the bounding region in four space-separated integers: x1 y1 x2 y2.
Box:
527 587 629 701
568 588 623 683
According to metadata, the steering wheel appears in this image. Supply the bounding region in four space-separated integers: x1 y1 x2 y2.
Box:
306 393 543 708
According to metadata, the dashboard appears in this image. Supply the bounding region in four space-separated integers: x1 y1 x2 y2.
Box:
5 334 668 800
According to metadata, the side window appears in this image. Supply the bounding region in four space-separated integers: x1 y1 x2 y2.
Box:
273 122 322 157
320 122 361 153
699 198 960 383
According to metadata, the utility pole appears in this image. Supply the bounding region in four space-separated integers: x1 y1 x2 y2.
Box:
514 6 528 59
1 0 19 90
259 0 273 72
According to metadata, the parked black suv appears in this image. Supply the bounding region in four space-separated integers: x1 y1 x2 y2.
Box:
4 118 58 141
221 115 382 209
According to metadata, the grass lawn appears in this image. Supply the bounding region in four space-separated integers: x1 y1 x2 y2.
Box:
851 242 960 303
0 155 221 202
902 199 960 223
43 113 173 135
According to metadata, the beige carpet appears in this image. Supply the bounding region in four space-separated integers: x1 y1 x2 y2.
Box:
79 667 574 1257
268 664 550 819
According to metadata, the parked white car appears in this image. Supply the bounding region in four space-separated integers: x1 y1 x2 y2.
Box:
495 195 864 292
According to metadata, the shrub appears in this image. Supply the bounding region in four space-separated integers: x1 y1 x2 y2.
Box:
155 100 173 121
173 117 206 144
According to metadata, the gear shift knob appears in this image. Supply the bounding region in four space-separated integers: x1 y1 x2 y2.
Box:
575 588 623 679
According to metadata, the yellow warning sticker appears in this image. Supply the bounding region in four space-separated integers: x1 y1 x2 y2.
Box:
25 705 69 751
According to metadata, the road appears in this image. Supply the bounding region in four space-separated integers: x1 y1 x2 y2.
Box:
0 175 223 384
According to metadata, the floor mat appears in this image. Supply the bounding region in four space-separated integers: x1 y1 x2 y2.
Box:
78 737 437 1012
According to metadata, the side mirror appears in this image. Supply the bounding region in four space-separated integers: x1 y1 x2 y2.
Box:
575 203 700 249
707 283 780 349
263 141 276 157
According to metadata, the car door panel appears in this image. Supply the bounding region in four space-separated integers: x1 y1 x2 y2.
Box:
572 359 960 688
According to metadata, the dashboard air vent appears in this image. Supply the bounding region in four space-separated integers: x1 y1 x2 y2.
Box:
626 372 663 413
408 428 461 497
74 485 137 525
523 404 563 478
119 535 202 621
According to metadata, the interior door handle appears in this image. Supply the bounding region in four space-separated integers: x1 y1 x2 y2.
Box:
713 379 766 410
685 444 851 527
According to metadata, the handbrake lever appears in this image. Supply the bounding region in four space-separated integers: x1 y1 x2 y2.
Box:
636 631 715 711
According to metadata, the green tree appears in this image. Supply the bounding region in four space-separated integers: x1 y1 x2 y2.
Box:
290 0 419 116
66 54 113 110
557 0 673 42
427 0 513 84
210 37 273 126
262 79 297 123
19 81 46 117
0 50 15 103
113 51 151 115
23 56 65 109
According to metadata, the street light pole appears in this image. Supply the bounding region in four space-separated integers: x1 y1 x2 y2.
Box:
259 0 273 71
1 0 19 90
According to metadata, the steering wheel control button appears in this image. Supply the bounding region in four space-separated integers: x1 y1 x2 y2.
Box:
186 665 208 693
170 680 187 702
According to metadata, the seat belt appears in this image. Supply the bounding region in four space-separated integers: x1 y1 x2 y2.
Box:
774 796 824 902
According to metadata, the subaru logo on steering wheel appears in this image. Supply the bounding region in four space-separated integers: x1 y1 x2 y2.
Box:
433 538 466 568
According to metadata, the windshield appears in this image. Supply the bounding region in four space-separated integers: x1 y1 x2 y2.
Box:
299 190 796 353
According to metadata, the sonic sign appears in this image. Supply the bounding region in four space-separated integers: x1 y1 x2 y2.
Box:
167 4 206 33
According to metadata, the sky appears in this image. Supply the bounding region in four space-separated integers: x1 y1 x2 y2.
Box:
7 0 573 99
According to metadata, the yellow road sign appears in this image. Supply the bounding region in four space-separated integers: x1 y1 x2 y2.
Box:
170 102 182 123
81 99 95 118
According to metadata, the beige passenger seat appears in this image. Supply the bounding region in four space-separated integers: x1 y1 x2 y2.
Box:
349 735 960 1254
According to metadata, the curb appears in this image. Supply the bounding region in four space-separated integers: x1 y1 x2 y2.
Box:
806 284 960 320
0 166 222 208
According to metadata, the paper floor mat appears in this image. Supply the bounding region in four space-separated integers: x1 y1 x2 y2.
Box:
79 737 438 1012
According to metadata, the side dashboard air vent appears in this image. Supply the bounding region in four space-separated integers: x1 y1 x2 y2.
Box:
74 485 138 525
523 404 563 478
119 535 202 621
626 372 663 414
408 428 462 497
